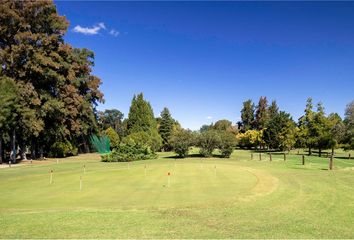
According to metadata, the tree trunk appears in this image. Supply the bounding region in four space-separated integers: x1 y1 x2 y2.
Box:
302 155 305 165
19 141 26 160
39 146 44 160
0 137 3 164
331 148 334 156
31 141 36 160
11 129 16 164
284 153 286 161
269 153 272 162
319 148 322 157
329 155 333 170
308 147 312 156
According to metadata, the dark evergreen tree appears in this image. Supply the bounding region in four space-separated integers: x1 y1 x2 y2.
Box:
158 107 174 151
255 96 269 130
240 99 255 132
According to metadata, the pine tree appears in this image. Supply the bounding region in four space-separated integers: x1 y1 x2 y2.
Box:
255 96 269 130
241 99 255 132
268 100 279 120
158 108 174 151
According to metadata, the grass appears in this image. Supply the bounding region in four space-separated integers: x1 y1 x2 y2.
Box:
0 149 354 238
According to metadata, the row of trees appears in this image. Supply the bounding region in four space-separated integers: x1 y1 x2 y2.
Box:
0 1 103 163
238 97 354 155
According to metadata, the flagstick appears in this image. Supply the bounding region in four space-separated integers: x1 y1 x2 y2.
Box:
167 172 171 187
50 170 53 184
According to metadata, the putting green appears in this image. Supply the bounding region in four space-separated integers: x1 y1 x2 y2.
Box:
0 159 277 211
1 151 354 238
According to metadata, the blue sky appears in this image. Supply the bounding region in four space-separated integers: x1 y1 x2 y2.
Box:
55 1 354 130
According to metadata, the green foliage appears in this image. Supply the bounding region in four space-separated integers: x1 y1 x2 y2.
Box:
98 109 124 136
101 142 156 162
344 101 354 150
127 93 157 134
90 135 111 154
241 99 255 131
158 107 174 151
170 130 194 158
197 130 221 157
104 127 120 149
263 111 296 151
49 141 78 158
124 131 162 153
125 93 162 151
255 96 269 130
218 131 236 158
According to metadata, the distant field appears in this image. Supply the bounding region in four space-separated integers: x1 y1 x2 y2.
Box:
1 149 354 238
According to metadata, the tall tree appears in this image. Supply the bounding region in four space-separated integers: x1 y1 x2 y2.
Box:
158 107 174 151
344 101 354 150
99 109 124 136
327 113 345 155
240 99 255 132
298 98 316 155
255 96 269 130
126 93 162 151
268 100 279 120
0 1 103 159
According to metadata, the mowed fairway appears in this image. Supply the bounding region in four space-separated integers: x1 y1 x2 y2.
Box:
1 150 354 238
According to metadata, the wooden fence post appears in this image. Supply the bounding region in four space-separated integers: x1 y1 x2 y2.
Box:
269 153 272 162
302 155 305 165
259 153 262 161
284 153 286 161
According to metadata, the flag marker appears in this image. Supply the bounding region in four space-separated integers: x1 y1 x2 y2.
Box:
49 169 53 184
167 172 171 187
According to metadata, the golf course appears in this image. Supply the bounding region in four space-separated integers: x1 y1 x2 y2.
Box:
1 149 354 239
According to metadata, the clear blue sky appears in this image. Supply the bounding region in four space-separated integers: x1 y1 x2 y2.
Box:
55 1 354 130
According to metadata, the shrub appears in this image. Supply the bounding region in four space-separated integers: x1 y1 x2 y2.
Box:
50 141 78 158
218 131 236 158
170 130 193 158
101 142 156 162
104 127 120 149
123 131 162 152
197 130 221 157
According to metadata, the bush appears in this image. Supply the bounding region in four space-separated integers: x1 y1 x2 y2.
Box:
50 141 78 158
123 131 162 152
170 130 193 158
101 142 156 162
104 127 120 149
197 130 221 157
218 131 236 158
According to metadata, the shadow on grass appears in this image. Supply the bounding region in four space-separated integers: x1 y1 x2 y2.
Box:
164 153 225 159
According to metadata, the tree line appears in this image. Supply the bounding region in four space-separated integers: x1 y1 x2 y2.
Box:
0 1 103 163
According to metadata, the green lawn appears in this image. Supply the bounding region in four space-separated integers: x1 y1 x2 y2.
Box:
1 149 354 238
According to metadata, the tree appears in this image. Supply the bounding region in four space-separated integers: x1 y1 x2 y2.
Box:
240 99 255 132
236 129 264 149
298 98 316 155
197 130 221 157
263 111 296 151
170 130 193 158
158 107 174 151
200 124 212 133
313 102 330 157
327 113 345 155
268 100 279 120
125 93 162 152
344 101 354 150
255 96 269 130
99 109 124 136
104 127 120 149
0 1 104 159
218 131 236 158
0 77 20 163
